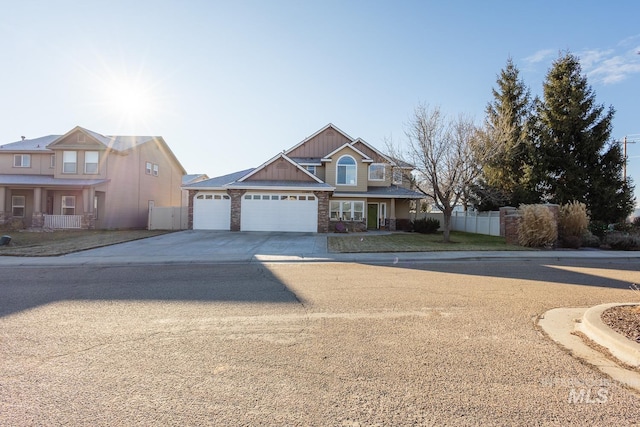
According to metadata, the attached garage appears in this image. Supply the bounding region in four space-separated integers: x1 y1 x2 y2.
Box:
241 193 318 232
193 192 231 230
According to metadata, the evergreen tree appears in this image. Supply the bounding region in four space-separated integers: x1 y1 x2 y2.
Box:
476 58 537 209
534 52 634 222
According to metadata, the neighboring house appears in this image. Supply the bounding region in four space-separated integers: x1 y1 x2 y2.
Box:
183 123 423 233
182 173 209 208
0 126 186 230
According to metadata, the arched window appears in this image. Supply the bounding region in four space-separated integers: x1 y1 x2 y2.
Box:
337 155 356 185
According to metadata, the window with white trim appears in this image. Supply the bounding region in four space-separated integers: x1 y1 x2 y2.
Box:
393 168 403 185
63 151 77 173
337 155 356 185
84 151 99 174
153 164 159 176
369 164 385 181
305 165 316 175
145 162 152 175
50 154 56 169
12 195 25 217
13 154 31 168
330 200 364 221
62 196 76 215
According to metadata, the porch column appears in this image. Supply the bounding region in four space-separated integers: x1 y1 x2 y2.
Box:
83 188 90 212
0 186 6 225
389 198 397 231
82 187 96 229
31 187 44 228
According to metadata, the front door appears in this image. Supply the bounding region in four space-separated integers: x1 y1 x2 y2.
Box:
367 204 378 229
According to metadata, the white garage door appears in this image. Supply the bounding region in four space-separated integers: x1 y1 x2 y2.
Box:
193 192 231 230
241 193 318 232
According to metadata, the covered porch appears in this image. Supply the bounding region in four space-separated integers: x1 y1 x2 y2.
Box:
0 175 108 230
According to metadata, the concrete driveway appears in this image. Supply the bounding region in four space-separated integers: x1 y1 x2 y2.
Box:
64 230 329 263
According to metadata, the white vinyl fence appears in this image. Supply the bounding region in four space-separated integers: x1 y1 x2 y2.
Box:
148 206 188 230
415 211 501 236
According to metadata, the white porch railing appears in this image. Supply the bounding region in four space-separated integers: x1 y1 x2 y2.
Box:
44 215 83 229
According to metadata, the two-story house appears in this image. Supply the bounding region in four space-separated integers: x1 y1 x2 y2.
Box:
0 126 186 230
184 124 423 232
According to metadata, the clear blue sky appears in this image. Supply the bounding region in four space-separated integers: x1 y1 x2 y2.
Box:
2 1 639 205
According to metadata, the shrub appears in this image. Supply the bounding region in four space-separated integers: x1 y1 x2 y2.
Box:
613 222 634 233
412 218 440 234
588 220 609 238
581 231 601 248
604 232 640 251
517 204 557 247
559 201 589 237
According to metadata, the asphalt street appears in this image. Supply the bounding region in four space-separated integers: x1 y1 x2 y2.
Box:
1 256 639 425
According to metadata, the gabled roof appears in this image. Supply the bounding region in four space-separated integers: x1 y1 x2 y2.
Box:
1 126 187 176
321 142 373 163
182 174 210 185
351 138 397 166
46 126 159 152
182 168 255 190
0 135 60 152
239 153 324 183
284 123 354 156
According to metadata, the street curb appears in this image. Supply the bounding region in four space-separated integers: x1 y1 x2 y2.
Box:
576 303 640 368
538 307 640 395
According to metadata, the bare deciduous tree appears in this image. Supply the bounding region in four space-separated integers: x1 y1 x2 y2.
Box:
390 104 488 242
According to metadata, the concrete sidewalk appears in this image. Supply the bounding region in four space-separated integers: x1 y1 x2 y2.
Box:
0 230 639 266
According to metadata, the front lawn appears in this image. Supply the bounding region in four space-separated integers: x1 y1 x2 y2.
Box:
0 230 169 256
328 231 527 253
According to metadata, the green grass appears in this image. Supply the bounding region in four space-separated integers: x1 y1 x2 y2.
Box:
328 231 527 253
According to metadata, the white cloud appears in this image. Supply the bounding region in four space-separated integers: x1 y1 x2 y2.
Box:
582 47 640 85
523 49 555 64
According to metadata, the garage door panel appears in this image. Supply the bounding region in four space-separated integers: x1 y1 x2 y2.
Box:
241 194 317 232
193 193 230 230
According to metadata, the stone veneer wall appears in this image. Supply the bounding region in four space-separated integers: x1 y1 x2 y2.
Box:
187 190 196 230
228 189 246 231
314 191 330 233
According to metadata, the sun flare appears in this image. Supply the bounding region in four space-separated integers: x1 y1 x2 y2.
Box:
104 78 157 120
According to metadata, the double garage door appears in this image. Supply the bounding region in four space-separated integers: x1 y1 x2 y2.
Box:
193 192 318 232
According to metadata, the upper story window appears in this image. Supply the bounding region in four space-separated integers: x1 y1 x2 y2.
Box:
145 162 159 176
305 165 316 175
369 164 385 181
50 154 56 169
84 151 99 174
337 155 356 185
13 154 31 168
63 151 77 174
393 168 403 185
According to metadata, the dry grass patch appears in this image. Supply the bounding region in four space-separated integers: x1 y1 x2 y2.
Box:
0 230 170 256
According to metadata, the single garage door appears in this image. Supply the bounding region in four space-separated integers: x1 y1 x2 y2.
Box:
241 193 317 232
193 192 231 230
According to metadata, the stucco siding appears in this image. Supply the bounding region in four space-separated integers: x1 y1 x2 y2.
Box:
325 147 369 192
